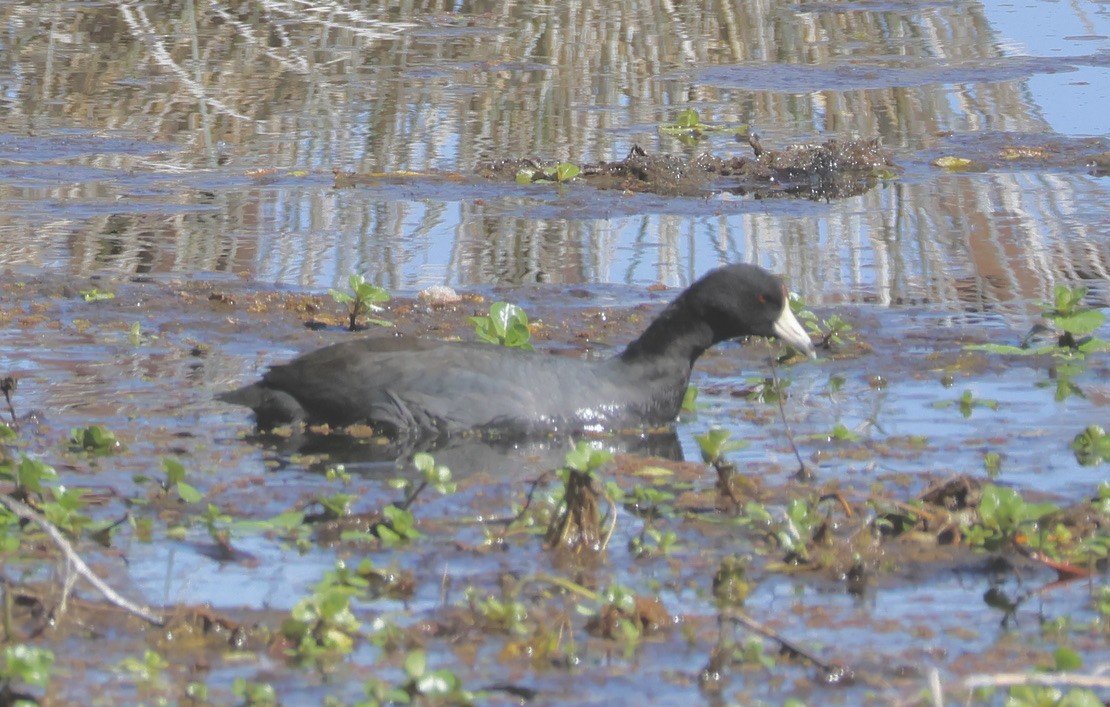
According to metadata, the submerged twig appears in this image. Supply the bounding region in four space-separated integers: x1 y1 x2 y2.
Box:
720 606 853 683
522 573 602 603
472 471 553 532
0 493 165 627
116 1 250 121
768 356 810 480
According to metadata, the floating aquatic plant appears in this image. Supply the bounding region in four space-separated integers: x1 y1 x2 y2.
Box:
470 301 534 350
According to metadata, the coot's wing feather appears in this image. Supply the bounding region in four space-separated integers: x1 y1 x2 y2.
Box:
260 337 587 433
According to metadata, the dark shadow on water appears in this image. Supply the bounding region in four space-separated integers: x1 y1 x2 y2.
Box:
245 428 686 479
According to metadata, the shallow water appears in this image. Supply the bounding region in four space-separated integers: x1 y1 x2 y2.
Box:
0 0 1108 704
0 0 1104 300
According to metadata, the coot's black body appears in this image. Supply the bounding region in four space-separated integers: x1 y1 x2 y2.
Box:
220 264 815 438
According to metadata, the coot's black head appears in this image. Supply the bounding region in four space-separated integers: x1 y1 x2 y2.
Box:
683 264 815 356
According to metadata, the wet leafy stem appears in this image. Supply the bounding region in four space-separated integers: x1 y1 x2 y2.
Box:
580 583 664 658
776 497 825 562
160 457 202 503
282 567 363 665
328 274 391 331
696 427 747 464
744 375 789 403
371 453 455 544
791 294 857 350
696 427 748 504
1045 284 1108 345
544 441 615 552
967 284 1109 356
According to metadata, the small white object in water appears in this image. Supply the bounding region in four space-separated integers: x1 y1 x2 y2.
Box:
418 285 461 306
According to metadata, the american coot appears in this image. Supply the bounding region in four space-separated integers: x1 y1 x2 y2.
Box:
220 264 815 438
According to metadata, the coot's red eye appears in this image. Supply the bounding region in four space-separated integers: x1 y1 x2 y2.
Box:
758 294 767 304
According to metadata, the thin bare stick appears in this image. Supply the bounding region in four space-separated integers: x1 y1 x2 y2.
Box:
720 606 849 678
767 355 809 478
0 493 165 627
600 485 619 551
487 471 553 528
926 667 943 707
963 671 1110 691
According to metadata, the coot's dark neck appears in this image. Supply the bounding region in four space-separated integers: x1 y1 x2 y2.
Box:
618 298 714 366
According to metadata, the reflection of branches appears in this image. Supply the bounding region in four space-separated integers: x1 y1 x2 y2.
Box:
3 0 1104 303
257 0 415 42
116 0 251 120
209 5 308 75
112 0 415 122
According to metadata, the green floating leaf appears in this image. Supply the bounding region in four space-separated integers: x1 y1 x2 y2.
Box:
933 156 974 170
554 162 580 182
471 302 533 350
681 384 699 413
80 288 115 302
1078 338 1110 353
404 649 427 679
977 484 1059 536
3 644 55 688
1053 284 1086 316
676 108 700 129
328 288 353 304
564 441 612 474
1054 645 1083 671
1071 425 1110 466
69 425 122 455
632 465 674 479
696 427 748 463
7 456 57 495
176 483 203 504
1049 309 1107 336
